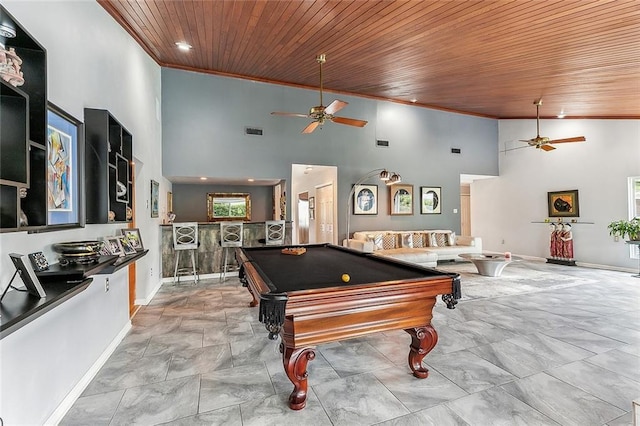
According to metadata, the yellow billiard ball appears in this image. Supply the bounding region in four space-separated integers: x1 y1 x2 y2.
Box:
341 274 350 283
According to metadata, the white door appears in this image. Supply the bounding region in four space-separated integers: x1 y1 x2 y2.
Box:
460 184 471 236
297 192 309 244
315 183 334 244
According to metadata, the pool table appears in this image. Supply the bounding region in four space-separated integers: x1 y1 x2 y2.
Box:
237 243 460 410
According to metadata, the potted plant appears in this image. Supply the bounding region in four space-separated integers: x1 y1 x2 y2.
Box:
608 217 640 241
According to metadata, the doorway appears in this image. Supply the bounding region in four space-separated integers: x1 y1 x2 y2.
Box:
315 183 335 244
297 192 309 244
291 164 338 245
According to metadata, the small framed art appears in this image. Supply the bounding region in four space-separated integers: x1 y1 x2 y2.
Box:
119 236 137 255
353 184 378 215
104 236 124 256
121 228 144 251
420 186 441 214
390 184 413 215
548 190 580 217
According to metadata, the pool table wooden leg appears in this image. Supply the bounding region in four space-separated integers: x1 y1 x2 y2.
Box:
246 286 259 307
281 343 316 410
405 325 438 378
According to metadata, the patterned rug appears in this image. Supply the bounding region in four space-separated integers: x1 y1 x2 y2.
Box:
434 261 597 301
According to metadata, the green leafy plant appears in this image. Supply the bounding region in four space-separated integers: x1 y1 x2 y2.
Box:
608 217 640 240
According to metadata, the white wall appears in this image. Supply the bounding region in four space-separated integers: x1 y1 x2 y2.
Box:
473 119 640 270
0 2 163 424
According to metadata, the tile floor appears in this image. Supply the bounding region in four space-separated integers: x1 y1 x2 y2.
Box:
62 261 640 425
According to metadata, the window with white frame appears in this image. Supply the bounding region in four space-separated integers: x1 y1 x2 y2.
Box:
629 176 640 259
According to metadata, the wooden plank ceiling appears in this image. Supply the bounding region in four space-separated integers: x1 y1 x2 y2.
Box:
99 0 640 119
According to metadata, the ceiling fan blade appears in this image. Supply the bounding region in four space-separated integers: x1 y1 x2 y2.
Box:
271 112 309 118
540 144 556 151
324 100 348 115
331 116 368 127
549 136 586 144
302 121 320 134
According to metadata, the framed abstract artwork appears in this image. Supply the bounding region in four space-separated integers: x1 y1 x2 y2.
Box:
353 184 378 215
548 189 580 217
47 103 83 227
390 184 413 215
420 186 441 214
151 179 159 218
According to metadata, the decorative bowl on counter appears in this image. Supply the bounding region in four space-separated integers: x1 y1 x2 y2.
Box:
52 240 104 265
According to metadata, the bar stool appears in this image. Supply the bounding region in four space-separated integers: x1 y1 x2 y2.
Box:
265 220 286 245
220 221 243 282
172 222 199 284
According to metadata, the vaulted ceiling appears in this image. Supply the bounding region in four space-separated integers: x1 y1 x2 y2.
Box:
99 0 640 119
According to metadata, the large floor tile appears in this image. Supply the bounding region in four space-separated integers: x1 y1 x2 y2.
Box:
318 341 396 377
541 325 629 353
110 375 200 425
158 406 242 426
507 332 595 363
547 360 640 410
426 350 516 393
82 354 172 396
59 389 124 426
501 372 625 426
198 363 275 412
446 387 559 425
239 390 332 426
584 349 640 382
144 329 204 356
166 343 233 380
469 340 562 378
376 404 469 426
374 366 468 411
313 372 409 425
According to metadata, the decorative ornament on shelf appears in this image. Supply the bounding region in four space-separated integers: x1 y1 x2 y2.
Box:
126 206 133 221
0 45 25 87
116 181 127 198
108 210 116 222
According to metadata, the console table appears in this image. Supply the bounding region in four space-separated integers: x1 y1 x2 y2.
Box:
625 240 640 278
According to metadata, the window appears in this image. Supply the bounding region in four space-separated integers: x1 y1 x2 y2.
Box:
629 176 640 259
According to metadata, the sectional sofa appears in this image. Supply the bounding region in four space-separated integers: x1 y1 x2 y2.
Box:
345 229 482 268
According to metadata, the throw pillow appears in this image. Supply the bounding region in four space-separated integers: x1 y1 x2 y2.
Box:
382 233 397 250
446 232 456 246
412 232 424 248
400 233 413 248
367 234 384 251
424 232 435 247
435 232 448 247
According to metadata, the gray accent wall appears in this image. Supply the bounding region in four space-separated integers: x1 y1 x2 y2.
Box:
172 184 274 222
162 68 499 239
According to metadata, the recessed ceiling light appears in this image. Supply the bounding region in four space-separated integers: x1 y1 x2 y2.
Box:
200 177 207 181
557 111 566 118
410 98 417 103
175 41 192 51
247 178 255 182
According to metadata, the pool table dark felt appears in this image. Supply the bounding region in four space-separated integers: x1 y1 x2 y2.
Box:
237 244 460 410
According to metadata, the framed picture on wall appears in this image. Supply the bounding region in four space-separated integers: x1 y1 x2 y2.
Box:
390 184 413 215
548 189 580 217
353 184 378 215
150 180 159 218
47 103 84 227
420 186 441 214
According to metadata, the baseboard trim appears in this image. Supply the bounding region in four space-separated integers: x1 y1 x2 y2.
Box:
160 271 238 284
45 321 132 425
135 278 163 306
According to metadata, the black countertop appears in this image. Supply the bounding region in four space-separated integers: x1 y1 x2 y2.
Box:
0 250 147 339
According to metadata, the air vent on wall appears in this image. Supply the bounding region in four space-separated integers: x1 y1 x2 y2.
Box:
245 127 263 136
376 140 389 147
451 148 461 154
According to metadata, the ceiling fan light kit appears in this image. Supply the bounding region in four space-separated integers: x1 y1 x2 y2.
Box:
271 54 368 134
516 99 586 152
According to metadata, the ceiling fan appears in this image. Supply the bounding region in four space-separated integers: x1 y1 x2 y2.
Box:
518 99 586 151
271 54 368 134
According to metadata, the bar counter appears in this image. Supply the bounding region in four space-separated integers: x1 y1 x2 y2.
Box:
161 221 292 278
